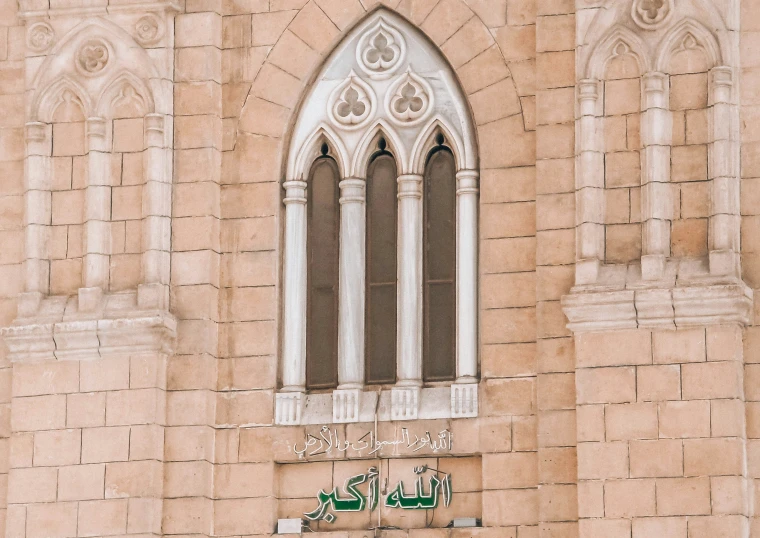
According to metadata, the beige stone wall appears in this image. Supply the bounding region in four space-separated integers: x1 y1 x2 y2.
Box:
1 0 760 537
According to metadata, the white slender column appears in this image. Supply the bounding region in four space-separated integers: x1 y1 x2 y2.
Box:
640 72 672 280
23 122 52 299
708 66 740 276
337 177 366 389
455 169 478 383
575 79 605 285
281 179 308 393
82 117 111 306
138 114 171 308
451 169 479 419
395 173 423 389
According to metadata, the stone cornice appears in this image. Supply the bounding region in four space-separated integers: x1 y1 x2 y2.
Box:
1 291 176 361
562 261 753 332
18 1 180 21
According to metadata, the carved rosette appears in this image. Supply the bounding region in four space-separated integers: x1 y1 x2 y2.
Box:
356 18 406 80
28 22 55 53
134 14 163 46
75 38 111 76
328 72 376 130
386 68 433 126
631 0 674 30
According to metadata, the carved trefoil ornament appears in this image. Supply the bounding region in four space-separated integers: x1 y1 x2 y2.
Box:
356 18 406 79
76 39 111 76
386 68 433 126
631 0 674 30
135 15 163 46
329 72 376 130
27 22 55 53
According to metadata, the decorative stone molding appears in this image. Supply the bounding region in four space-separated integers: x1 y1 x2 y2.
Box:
356 17 405 80
385 68 433 126
391 386 420 421
75 38 111 75
276 385 479 425
631 0 673 30
562 261 753 332
27 21 54 52
333 389 361 423
134 14 163 46
275 392 303 426
329 73 376 130
2 291 176 362
451 383 478 419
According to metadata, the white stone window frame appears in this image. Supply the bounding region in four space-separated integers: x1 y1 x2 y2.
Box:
276 11 479 425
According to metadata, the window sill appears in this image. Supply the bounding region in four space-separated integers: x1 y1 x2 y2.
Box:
275 383 478 425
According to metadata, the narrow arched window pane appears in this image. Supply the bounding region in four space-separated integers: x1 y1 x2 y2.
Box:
366 153 398 385
423 148 456 382
306 157 340 389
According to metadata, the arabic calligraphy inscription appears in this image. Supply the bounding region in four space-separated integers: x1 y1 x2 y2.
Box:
292 425 453 459
304 465 452 524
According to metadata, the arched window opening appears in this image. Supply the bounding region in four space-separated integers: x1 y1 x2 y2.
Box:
423 142 456 382
277 10 480 424
306 154 340 390
365 139 398 385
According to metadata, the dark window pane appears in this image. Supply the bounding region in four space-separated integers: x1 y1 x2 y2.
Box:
367 284 397 383
423 148 456 382
307 157 339 389
426 150 456 281
366 153 398 385
425 282 455 380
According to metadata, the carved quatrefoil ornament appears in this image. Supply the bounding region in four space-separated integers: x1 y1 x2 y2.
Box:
328 72 376 130
386 68 433 126
631 0 674 30
356 18 406 80
27 22 55 53
75 39 111 76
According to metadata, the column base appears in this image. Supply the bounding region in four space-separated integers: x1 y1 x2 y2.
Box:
275 392 303 425
391 386 419 421
710 249 740 277
641 254 666 281
78 286 104 312
575 258 600 285
332 388 360 423
451 383 478 418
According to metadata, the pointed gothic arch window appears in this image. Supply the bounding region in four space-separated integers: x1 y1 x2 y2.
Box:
277 10 480 424
306 152 340 390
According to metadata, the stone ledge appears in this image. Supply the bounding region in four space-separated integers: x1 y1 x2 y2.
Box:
276 384 479 426
562 268 753 333
1 290 176 361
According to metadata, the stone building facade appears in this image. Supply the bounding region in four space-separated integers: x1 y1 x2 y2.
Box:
0 0 758 536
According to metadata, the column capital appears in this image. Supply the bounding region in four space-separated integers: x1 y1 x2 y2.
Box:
711 66 733 105
25 122 51 156
339 177 365 204
578 79 600 101
456 169 479 194
86 117 107 138
397 173 422 199
144 113 165 148
643 71 668 91
283 180 307 205
711 65 734 86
